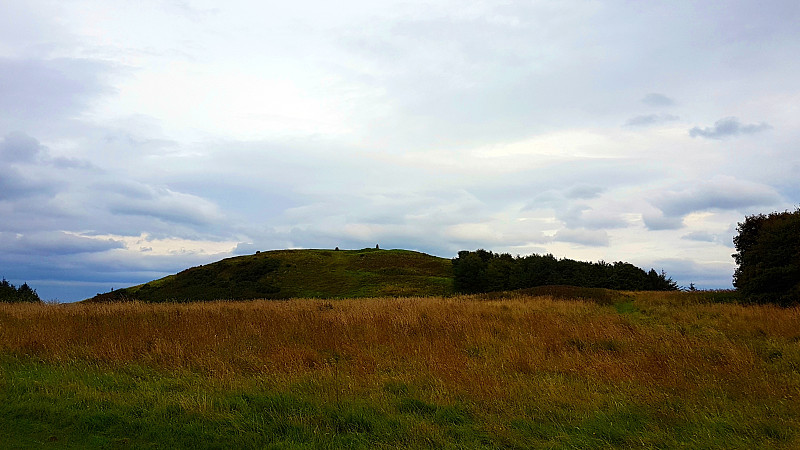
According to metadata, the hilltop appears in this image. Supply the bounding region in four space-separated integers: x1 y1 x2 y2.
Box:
86 248 453 302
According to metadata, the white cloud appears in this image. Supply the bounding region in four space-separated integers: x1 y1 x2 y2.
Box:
553 228 610 247
2 0 800 300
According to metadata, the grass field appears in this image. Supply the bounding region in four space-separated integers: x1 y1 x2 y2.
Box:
2 291 799 448
89 248 454 302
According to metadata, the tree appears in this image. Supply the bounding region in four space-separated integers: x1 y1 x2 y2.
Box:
452 251 489 293
0 278 42 303
452 250 678 294
733 208 800 305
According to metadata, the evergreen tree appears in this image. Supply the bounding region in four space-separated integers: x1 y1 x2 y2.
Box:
0 278 42 303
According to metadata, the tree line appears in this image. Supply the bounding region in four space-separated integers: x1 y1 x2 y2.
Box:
452 250 678 294
0 278 42 303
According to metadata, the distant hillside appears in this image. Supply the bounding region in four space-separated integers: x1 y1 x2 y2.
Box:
86 248 454 302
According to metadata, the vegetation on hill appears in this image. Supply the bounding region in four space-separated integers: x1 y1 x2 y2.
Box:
1 291 797 448
733 208 800 306
0 278 41 303
87 248 453 302
452 250 678 294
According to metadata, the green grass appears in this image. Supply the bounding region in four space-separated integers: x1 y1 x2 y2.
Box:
2 354 797 448
0 356 492 449
4 291 800 448
88 248 454 303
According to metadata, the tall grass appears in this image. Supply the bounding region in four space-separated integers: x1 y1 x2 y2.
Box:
2 293 800 447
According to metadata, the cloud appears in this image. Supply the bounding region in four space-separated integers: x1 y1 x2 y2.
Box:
565 185 604 199
0 131 43 162
1 1 799 302
0 58 114 129
689 117 772 139
652 176 781 218
649 258 735 289
624 113 679 127
552 228 609 247
642 211 685 231
680 231 717 243
106 184 225 227
557 205 629 230
0 165 54 200
0 132 95 169
643 176 782 231
641 93 675 107
0 132 96 202
0 231 124 256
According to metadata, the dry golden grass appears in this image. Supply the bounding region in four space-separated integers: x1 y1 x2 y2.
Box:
5 293 800 447
2 293 799 412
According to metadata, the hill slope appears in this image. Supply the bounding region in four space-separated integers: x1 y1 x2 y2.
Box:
87 248 454 302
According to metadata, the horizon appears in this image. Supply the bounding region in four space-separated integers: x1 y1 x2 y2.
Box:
10 246 724 303
2 1 799 302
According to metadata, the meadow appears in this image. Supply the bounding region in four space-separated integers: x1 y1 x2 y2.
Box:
1 291 799 448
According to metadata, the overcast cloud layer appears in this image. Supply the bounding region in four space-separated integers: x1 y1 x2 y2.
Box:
1 1 798 301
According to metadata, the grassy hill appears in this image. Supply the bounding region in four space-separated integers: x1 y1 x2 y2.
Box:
87 248 454 302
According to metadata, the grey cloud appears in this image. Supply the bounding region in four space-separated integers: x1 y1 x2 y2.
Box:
106 184 224 227
0 132 95 202
0 58 114 127
51 156 96 170
553 228 609 247
681 231 717 243
0 243 233 302
689 117 772 139
565 185 604 199
624 113 679 127
641 93 675 107
0 231 123 256
0 165 55 200
682 231 736 248
653 177 780 218
0 131 42 162
0 132 95 169
647 258 735 289
642 211 684 231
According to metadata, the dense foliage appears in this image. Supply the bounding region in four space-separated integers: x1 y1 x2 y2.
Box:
452 250 678 293
733 208 800 306
0 278 41 303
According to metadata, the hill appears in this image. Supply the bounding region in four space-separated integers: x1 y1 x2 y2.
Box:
86 248 454 302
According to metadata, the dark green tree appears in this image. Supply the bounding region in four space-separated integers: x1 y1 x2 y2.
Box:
733 208 800 305
0 278 16 302
452 250 489 293
452 250 678 294
0 278 42 303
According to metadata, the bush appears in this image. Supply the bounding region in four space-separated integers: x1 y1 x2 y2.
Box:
733 208 800 306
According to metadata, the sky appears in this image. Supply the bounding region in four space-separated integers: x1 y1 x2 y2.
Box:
1 0 799 302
